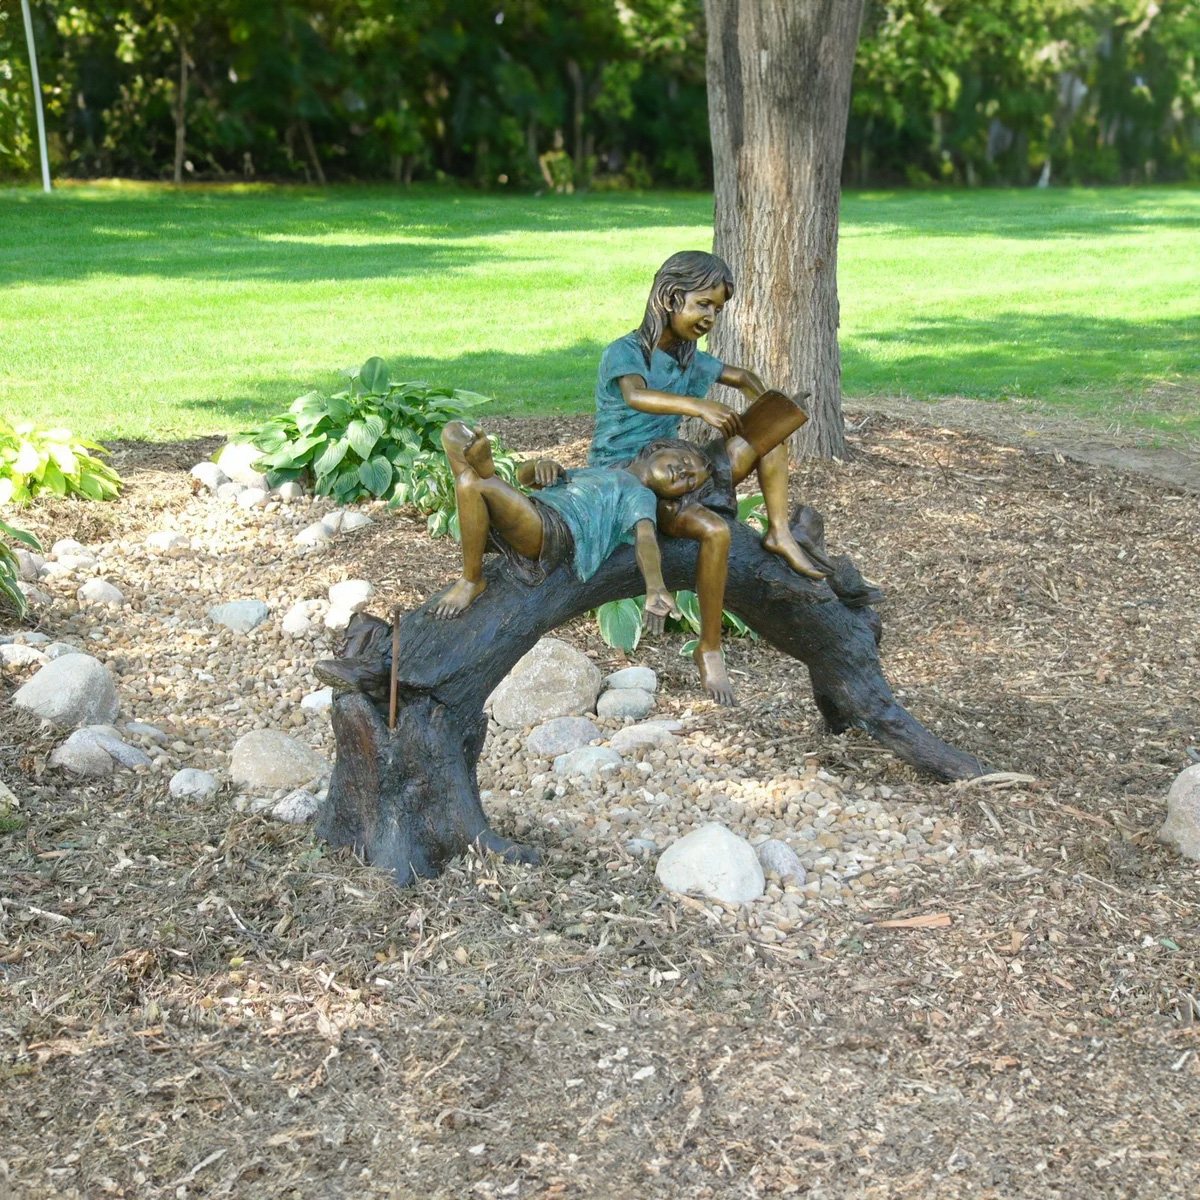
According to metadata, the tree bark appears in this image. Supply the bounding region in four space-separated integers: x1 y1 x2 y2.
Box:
705 0 864 460
316 504 983 886
173 30 189 185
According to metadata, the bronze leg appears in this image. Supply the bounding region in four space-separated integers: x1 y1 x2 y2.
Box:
659 501 736 706
434 465 545 619
725 437 827 580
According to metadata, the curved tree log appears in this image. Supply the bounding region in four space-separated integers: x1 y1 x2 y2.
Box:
316 505 984 884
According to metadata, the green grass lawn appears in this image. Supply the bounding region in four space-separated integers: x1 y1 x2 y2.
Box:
1 181 1197 442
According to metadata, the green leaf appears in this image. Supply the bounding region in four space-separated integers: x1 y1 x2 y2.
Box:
597 598 643 652
674 590 703 634
13 441 41 476
75 473 103 501
0 517 41 550
347 415 386 460
42 461 68 496
358 455 393 496
723 609 751 637
679 637 699 656
426 509 449 538
313 437 351 480
359 356 389 394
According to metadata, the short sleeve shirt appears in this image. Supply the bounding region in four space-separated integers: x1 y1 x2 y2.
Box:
588 331 724 467
534 467 658 582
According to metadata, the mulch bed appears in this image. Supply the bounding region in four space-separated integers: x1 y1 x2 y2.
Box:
1 413 1198 1198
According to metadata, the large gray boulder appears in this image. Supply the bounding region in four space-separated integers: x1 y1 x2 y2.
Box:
13 654 119 728
656 823 765 904
488 638 602 730
230 730 330 792
1160 764 1200 861
215 441 269 489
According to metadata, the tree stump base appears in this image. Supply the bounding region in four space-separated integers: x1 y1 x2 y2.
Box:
315 504 984 885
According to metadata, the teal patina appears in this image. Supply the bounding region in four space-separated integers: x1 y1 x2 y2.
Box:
588 331 724 468
535 467 658 581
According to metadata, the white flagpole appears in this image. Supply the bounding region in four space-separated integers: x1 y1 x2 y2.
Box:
20 0 52 193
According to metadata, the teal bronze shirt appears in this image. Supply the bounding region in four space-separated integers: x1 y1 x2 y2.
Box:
535 467 658 581
588 331 724 467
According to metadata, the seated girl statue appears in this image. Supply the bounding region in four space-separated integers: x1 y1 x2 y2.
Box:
434 420 711 635
589 249 830 704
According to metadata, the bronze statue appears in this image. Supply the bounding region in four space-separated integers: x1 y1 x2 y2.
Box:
435 389 814 706
434 420 703 632
589 250 830 704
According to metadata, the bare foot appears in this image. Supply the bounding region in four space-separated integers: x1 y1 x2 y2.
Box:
693 645 736 707
432 576 487 618
762 529 829 579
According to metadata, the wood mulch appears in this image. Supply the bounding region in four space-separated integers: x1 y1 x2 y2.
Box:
1 413 1198 1198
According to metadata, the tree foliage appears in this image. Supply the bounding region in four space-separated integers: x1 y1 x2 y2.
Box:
1 0 1196 186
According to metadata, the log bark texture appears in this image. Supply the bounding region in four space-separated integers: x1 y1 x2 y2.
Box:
705 0 864 459
316 506 984 886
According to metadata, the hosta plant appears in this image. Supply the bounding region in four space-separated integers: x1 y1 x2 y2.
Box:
238 357 518 538
0 417 122 504
1 517 42 619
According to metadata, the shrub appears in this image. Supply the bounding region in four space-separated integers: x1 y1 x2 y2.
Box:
239 357 519 538
0 516 41 619
0 418 122 504
594 494 766 652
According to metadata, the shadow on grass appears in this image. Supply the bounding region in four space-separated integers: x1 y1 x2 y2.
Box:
0 187 714 285
843 310 1199 418
842 186 1200 240
180 340 610 430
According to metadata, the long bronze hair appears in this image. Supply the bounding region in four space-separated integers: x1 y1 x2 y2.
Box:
636 250 735 369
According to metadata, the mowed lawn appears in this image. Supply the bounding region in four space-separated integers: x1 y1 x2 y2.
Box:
1 181 1197 442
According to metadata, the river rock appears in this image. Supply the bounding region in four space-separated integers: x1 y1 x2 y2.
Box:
124 720 169 746
276 481 305 502
604 666 657 693
170 768 220 801
13 632 49 645
526 717 602 758
190 461 228 491
300 687 334 713
488 638 603 729
14 549 43 581
656 823 765 904
237 487 270 510
1160 764 1200 860
282 599 327 635
553 745 623 779
77 579 125 608
272 788 321 824
145 531 191 556
295 521 333 547
0 644 47 669
756 839 807 884
215 441 269 489
328 579 374 612
50 732 114 777
208 600 270 633
75 727 153 769
50 538 86 559
44 642 82 660
597 687 654 720
18 583 52 608
216 481 245 504
230 730 330 792
339 512 374 533
13 653 119 728
609 722 678 754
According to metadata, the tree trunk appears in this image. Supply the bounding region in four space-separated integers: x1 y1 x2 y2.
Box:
566 59 586 185
316 504 983 886
705 0 864 460
299 117 326 185
173 30 189 185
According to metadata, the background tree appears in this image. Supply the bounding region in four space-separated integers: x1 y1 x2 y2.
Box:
705 0 864 460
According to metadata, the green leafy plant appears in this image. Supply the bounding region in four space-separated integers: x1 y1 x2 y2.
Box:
0 418 122 504
238 357 518 538
594 494 766 652
0 517 42 619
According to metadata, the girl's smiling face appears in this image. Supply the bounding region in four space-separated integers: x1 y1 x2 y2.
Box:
667 283 728 344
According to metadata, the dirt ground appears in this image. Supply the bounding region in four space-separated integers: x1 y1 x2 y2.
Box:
2 413 1199 1199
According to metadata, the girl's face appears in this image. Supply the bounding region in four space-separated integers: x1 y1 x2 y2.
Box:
668 283 728 343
